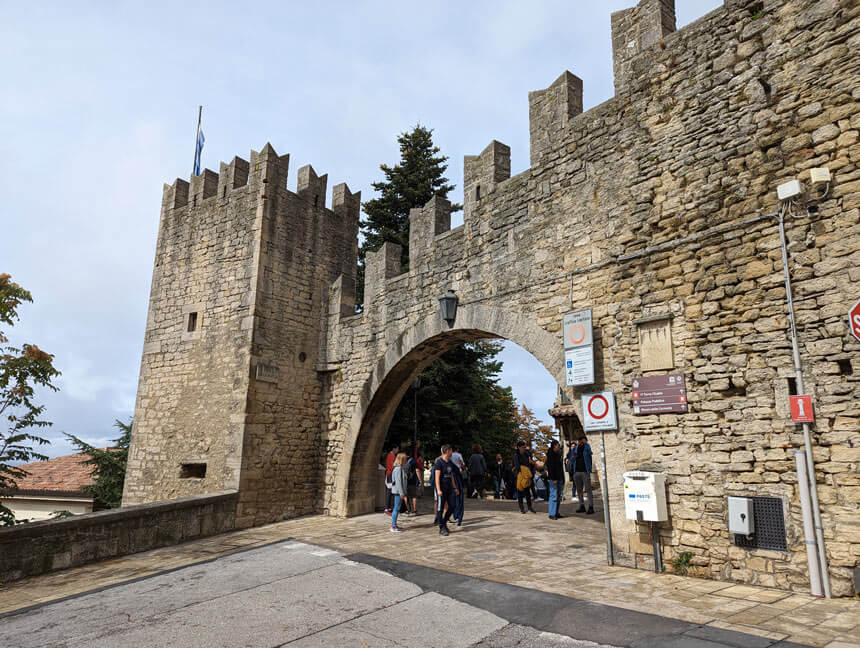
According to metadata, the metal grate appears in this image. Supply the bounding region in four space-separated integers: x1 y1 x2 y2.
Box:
734 497 787 551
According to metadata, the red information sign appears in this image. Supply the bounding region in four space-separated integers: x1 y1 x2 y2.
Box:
632 374 688 415
849 299 860 341
790 395 814 423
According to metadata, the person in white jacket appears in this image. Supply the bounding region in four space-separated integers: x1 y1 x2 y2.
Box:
390 453 408 533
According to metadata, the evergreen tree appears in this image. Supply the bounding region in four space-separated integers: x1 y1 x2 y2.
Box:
357 124 460 309
386 341 519 459
65 418 131 510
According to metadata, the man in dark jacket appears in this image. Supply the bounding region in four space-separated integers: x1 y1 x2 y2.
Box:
513 441 536 514
467 445 488 498
545 439 565 520
490 453 504 499
571 436 594 514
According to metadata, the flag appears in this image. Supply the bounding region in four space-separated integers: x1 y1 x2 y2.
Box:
193 129 205 176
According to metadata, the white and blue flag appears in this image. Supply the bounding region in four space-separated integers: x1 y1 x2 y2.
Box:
193 129 205 176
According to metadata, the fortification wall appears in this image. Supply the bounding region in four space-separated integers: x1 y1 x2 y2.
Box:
121 0 860 595
322 0 860 595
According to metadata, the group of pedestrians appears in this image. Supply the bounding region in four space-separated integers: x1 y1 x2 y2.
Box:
382 436 595 534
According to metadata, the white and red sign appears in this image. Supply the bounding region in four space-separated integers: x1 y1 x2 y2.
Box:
849 298 860 341
581 391 618 432
790 395 815 423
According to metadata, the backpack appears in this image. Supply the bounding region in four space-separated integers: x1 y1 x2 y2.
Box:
516 465 532 491
406 457 419 486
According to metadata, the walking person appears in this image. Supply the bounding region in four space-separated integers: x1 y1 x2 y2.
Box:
571 436 594 514
389 453 408 533
384 443 399 514
434 445 459 536
565 443 578 502
546 440 565 520
491 453 504 499
404 444 421 515
467 444 487 498
513 441 536 514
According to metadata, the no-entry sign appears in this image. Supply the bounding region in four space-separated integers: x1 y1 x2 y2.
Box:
581 391 618 431
849 299 860 341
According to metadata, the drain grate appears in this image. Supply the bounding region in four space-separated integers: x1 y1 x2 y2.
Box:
734 496 787 552
469 553 500 561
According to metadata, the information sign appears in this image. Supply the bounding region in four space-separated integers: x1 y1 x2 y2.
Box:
790 395 814 423
563 309 594 387
565 347 595 386
632 374 688 414
563 309 593 350
582 391 618 431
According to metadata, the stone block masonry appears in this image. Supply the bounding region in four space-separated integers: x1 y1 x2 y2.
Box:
120 0 860 597
0 492 237 583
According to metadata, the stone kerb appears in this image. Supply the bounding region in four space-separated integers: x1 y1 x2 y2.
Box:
332 303 564 517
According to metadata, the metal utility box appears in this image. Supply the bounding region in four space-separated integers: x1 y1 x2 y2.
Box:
728 496 755 536
622 471 668 522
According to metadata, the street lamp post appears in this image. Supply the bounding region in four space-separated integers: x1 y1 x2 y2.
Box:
412 376 420 447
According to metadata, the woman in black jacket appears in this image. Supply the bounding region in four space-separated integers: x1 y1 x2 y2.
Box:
546 439 565 520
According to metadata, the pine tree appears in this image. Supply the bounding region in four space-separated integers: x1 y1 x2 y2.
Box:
386 341 519 458
65 418 131 510
357 124 460 308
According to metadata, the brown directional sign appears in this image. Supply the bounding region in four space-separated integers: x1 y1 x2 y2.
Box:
632 374 688 414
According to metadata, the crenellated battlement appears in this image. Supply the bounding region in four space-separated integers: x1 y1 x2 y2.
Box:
463 141 511 222
528 71 583 168
611 0 676 93
158 143 363 225
297 165 328 208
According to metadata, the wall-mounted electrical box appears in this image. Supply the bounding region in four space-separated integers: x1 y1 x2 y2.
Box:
728 496 755 536
622 471 667 522
777 179 802 200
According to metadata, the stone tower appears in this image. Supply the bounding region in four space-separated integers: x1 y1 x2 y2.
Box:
122 145 359 527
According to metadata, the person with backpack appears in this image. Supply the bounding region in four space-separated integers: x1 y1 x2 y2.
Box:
389 453 408 533
571 436 595 514
467 444 487 498
403 444 421 515
434 444 460 536
513 441 536 514
384 443 399 514
546 439 565 520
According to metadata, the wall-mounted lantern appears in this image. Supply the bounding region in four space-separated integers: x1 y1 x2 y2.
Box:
438 290 459 327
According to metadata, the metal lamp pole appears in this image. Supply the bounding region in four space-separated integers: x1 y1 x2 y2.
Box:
412 376 421 447
777 207 831 598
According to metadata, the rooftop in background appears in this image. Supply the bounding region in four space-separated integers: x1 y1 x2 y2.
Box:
10 452 95 497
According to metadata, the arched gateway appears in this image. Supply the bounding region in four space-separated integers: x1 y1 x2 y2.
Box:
122 0 860 596
338 305 563 517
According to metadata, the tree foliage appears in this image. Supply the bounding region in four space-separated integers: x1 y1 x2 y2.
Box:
0 274 60 526
65 418 131 510
356 124 460 309
386 341 519 459
513 404 556 462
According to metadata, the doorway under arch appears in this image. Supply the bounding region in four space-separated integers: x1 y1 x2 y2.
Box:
334 304 565 517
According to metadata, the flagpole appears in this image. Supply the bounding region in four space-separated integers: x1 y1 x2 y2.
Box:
192 105 202 175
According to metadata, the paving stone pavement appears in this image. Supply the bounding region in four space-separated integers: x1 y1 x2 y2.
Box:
0 500 857 647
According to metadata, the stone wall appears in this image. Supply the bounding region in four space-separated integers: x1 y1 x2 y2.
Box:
321 0 860 595
0 492 237 583
123 0 860 596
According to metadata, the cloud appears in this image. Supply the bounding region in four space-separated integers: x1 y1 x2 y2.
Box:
1 1 723 458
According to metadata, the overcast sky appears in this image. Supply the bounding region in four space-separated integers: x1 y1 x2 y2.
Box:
1 1 722 457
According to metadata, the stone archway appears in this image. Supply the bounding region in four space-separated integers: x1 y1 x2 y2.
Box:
334 304 564 517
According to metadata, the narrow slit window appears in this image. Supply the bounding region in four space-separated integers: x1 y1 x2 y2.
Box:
187 312 198 333
475 185 481 200
180 463 207 479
